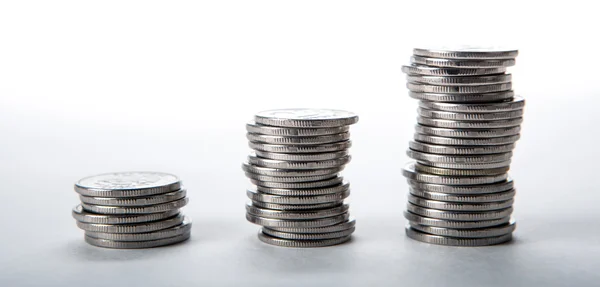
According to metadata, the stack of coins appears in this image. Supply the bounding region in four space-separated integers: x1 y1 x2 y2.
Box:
72 172 191 248
401 47 523 246
243 109 358 247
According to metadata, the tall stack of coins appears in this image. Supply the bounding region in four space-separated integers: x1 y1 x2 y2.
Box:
243 109 358 247
72 172 191 248
401 47 523 246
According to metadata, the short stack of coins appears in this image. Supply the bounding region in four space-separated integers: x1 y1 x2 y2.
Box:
401 47 524 246
243 109 358 247
72 172 191 248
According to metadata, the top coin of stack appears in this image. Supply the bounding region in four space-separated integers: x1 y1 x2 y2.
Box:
243 109 359 247
72 172 191 249
401 47 523 246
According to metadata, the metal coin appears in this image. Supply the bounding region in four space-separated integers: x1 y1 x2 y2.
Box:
80 198 188 215
417 117 523 129
246 212 349 228
246 121 349 136
413 134 520 146
419 96 525 112
250 176 344 189
416 160 512 169
415 125 521 138
253 150 349 161
262 226 355 240
247 132 350 145
74 172 181 197
248 153 351 169
409 221 516 238
407 178 514 194
408 195 514 211
409 188 516 203
401 65 507 76
268 218 356 233
84 232 190 249
247 188 350 204
408 91 515 103
246 202 349 220
407 74 512 86
245 172 337 183
78 189 187 206
404 211 511 229
413 47 518 59
85 218 192 241
409 141 515 155
254 109 358 128
405 227 512 246
414 163 510 176
407 83 512 94
242 162 343 177
407 150 513 164
72 205 180 224
417 108 524 121
75 214 185 233
248 141 352 154
411 56 516 68
257 231 351 247
403 163 507 185
251 201 343 211
407 203 513 221
256 181 350 196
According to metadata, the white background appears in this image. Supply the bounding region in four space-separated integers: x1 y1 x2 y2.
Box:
1 1 599 286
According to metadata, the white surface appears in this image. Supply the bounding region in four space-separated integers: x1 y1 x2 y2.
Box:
1 1 599 286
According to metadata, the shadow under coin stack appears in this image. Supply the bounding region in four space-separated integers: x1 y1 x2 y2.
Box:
72 172 191 248
243 109 358 247
401 47 524 246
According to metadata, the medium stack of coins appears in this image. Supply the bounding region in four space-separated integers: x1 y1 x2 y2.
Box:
401 47 523 246
72 172 191 248
243 109 358 247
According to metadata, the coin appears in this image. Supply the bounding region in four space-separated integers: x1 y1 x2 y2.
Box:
413 134 520 146
404 211 511 229
246 212 349 228
78 189 187 206
417 108 523 121
249 141 352 153
408 195 514 211
411 56 516 68
413 47 518 59
262 226 355 240
257 231 351 247
85 218 192 241
407 150 513 164
405 227 512 246
268 218 356 233
253 150 349 161
407 178 514 194
80 197 188 215
409 221 516 238
417 117 523 129
414 163 510 176
242 162 344 177
84 232 191 249
74 172 181 197
407 74 512 86
245 172 337 183
247 132 350 145
246 202 349 220
254 109 358 128
403 163 507 185
409 141 515 155
247 188 350 204
248 153 351 169
407 83 512 94
407 203 513 221
408 91 515 103
415 125 521 138
401 65 507 76
417 160 512 170
256 181 350 196
251 201 343 211
418 96 525 112
72 205 181 224
246 121 349 136
75 214 185 233
250 176 344 189
409 188 516 203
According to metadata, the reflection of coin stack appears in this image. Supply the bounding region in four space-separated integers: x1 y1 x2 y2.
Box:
72 172 191 248
401 47 524 246
243 109 358 247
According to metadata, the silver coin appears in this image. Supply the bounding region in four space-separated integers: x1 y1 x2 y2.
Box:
246 202 349 220
401 65 507 76
407 178 514 194
246 121 349 136
250 176 344 189
71 205 180 224
242 162 343 177
407 150 513 164
413 47 518 59
404 211 511 229
268 218 356 233
403 163 507 185
407 203 513 221
247 188 350 205
78 189 187 206
407 83 512 94
419 96 525 113
409 188 516 203
74 172 181 197
75 214 185 233
408 91 514 103
418 108 523 121
417 116 523 129
257 231 351 247
85 218 192 241
246 212 349 228
84 232 190 249
256 181 350 196
405 227 512 246
408 195 514 211
262 226 355 240
248 153 351 169
80 198 188 215
414 134 520 146
409 141 515 155
418 160 512 170
409 221 516 238
255 109 358 128
415 125 521 138
249 141 352 154
253 150 349 161
247 132 350 145
414 163 509 176
407 74 512 86
251 200 343 211
245 172 337 183
411 56 516 68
